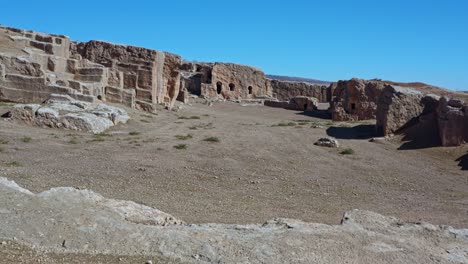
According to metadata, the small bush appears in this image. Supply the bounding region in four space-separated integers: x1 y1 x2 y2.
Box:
340 148 355 155
68 138 79 144
4 161 21 167
178 116 200 120
203 136 220 143
21 137 32 143
95 133 112 137
275 122 297 127
129 131 141 136
173 144 187 150
140 119 151 123
0 139 8 144
175 134 193 140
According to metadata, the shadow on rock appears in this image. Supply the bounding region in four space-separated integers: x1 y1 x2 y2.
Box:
326 125 376 140
398 113 441 150
456 153 468 170
296 110 331 120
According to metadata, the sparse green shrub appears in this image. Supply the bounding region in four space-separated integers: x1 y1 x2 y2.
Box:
174 144 187 150
178 116 200 120
340 148 355 155
0 139 8 144
68 138 79 144
275 122 297 127
129 131 140 136
21 137 32 143
95 133 112 137
4 161 21 167
175 134 193 140
203 136 220 143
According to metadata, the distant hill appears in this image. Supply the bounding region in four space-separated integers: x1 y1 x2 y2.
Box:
266 75 330 85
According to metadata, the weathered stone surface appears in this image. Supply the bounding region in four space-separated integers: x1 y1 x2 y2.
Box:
437 97 468 146
264 96 318 111
1 177 467 264
376 86 424 136
269 79 329 102
314 137 339 148
4 94 129 133
288 96 318 111
330 78 386 121
180 62 272 101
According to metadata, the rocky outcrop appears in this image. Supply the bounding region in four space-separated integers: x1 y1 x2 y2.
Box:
0 26 103 105
437 97 468 146
330 78 386 121
269 79 329 102
71 40 182 109
1 177 467 264
376 87 468 146
264 96 318 111
4 94 129 133
1 25 277 112
376 86 424 136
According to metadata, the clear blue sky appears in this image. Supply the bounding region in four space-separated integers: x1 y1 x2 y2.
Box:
2 0 467 90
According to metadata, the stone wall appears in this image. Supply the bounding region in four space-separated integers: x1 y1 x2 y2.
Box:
269 79 328 102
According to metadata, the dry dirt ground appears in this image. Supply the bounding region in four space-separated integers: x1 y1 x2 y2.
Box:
0 101 467 232
0 240 180 264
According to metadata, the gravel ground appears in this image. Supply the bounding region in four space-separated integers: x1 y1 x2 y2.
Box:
0 101 467 229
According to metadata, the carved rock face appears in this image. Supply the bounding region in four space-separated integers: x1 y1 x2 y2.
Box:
437 97 468 146
376 86 423 136
330 79 386 121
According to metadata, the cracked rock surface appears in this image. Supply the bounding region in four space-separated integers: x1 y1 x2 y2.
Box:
0 177 466 264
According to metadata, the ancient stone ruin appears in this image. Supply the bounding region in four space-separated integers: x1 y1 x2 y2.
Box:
3 25 329 113
330 78 386 121
376 86 468 147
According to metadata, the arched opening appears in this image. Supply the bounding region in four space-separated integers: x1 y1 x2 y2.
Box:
351 103 356 110
248 86 253 94
304 104 308 110
229 83 235 91
216 82 223 94
97 95 103 100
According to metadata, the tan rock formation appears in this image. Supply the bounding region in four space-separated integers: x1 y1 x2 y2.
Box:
269 79 329 102
376 86 424 136
72 40 182 108
437 97 468 146
0 26 102 104
330 78 386 121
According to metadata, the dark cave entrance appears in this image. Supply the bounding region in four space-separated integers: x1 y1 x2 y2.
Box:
216 82 223 94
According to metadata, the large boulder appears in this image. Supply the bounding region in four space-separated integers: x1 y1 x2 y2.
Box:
4 94 129 133
437 97 468 146
376 86 424 136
